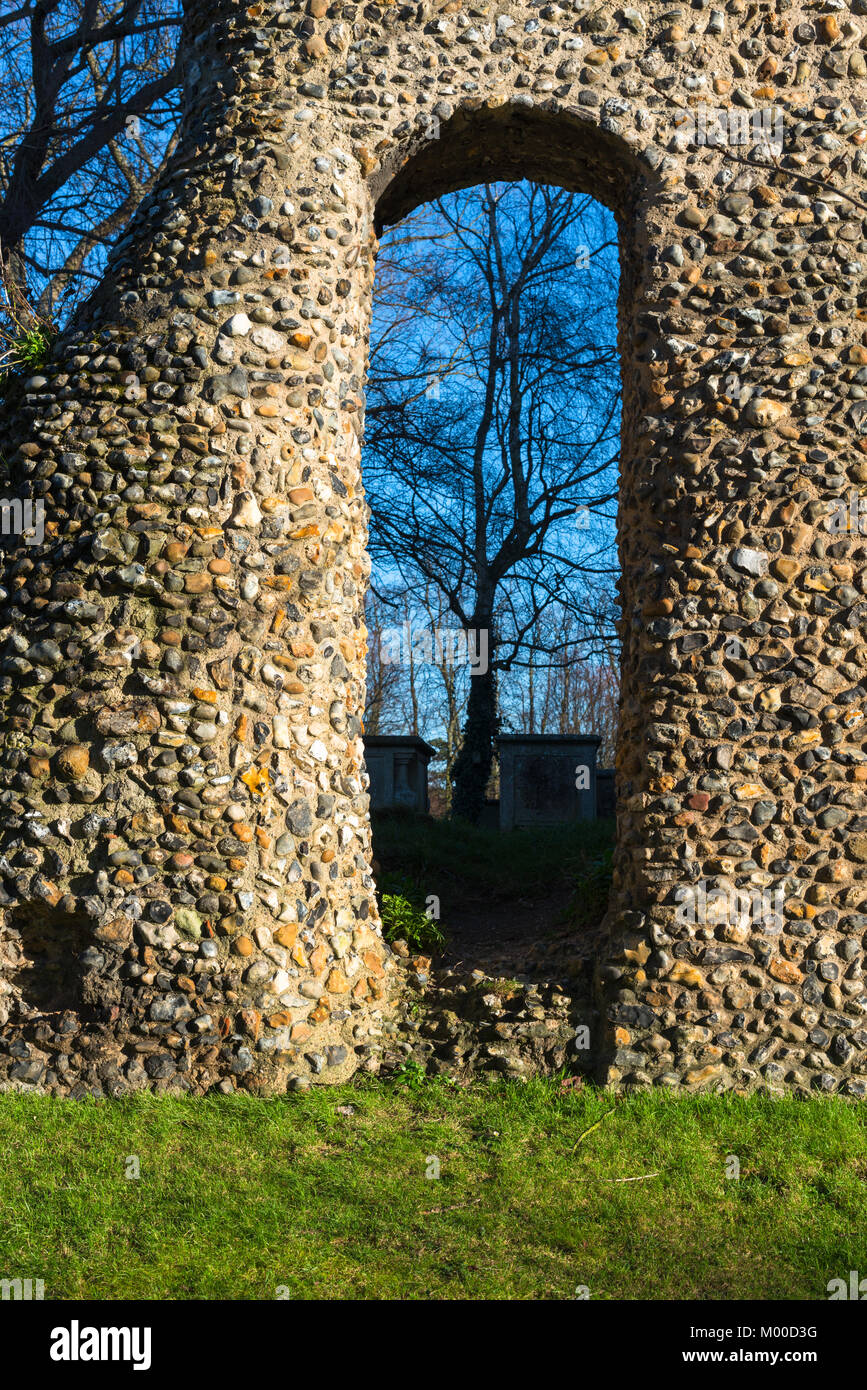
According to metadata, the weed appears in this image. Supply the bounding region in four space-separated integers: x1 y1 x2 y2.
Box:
390 1058 429 1091
381 890 446 954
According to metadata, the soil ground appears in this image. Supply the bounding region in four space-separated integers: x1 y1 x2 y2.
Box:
371 811 615 985
439 886 591 981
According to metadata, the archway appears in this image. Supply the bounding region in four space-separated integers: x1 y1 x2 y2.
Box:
363 152 623 1070
360 107 654 1082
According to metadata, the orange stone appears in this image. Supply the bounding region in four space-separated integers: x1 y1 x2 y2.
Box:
241 766 270 797
769 958 803 985
240 1008 261 1039
362 951 384 978
55 744 90 782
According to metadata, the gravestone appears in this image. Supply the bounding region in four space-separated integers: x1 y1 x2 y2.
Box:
596 769 616 821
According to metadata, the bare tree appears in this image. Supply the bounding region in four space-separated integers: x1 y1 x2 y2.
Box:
364 579 469 808
415 581 467 815
501 605 619 767
363 587 405 736
0 0 182 329
364 181 621 821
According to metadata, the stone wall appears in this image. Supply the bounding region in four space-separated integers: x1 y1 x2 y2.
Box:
0 0 866 1096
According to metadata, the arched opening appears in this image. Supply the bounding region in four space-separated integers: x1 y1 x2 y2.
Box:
371 103 645 233
360 107 644 1069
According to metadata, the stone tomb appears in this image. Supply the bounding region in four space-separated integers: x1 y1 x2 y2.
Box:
363 736 435 815
499 735 600 831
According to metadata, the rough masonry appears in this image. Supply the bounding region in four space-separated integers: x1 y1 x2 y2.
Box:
1 0 867 1097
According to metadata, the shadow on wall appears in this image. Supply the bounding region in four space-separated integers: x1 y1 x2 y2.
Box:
0 905 95 1023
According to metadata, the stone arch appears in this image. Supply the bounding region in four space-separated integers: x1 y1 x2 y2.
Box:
0 0 863 1097
370 102 647 229
364 97 646 1025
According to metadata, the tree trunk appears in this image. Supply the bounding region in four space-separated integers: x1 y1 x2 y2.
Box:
450 623 497 823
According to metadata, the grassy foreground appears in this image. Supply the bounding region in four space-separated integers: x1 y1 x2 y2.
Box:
2 1080 866 1300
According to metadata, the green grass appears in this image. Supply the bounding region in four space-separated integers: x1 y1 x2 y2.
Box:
1 1082 866 1300
371 810 615 902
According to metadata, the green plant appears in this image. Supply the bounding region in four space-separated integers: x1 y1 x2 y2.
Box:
0 257 55 384
378 872 446 954
380 889 446 954
13 325 51 369
390 1058 428 1091
0 322 53 380
475 977 521 999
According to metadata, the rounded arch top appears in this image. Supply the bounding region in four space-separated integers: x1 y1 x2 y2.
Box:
371 101 651 235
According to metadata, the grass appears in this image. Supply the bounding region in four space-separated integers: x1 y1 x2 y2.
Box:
1 1081 866 1300
371 810 615 902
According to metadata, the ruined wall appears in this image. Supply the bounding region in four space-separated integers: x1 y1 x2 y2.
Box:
0 0 866 1097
